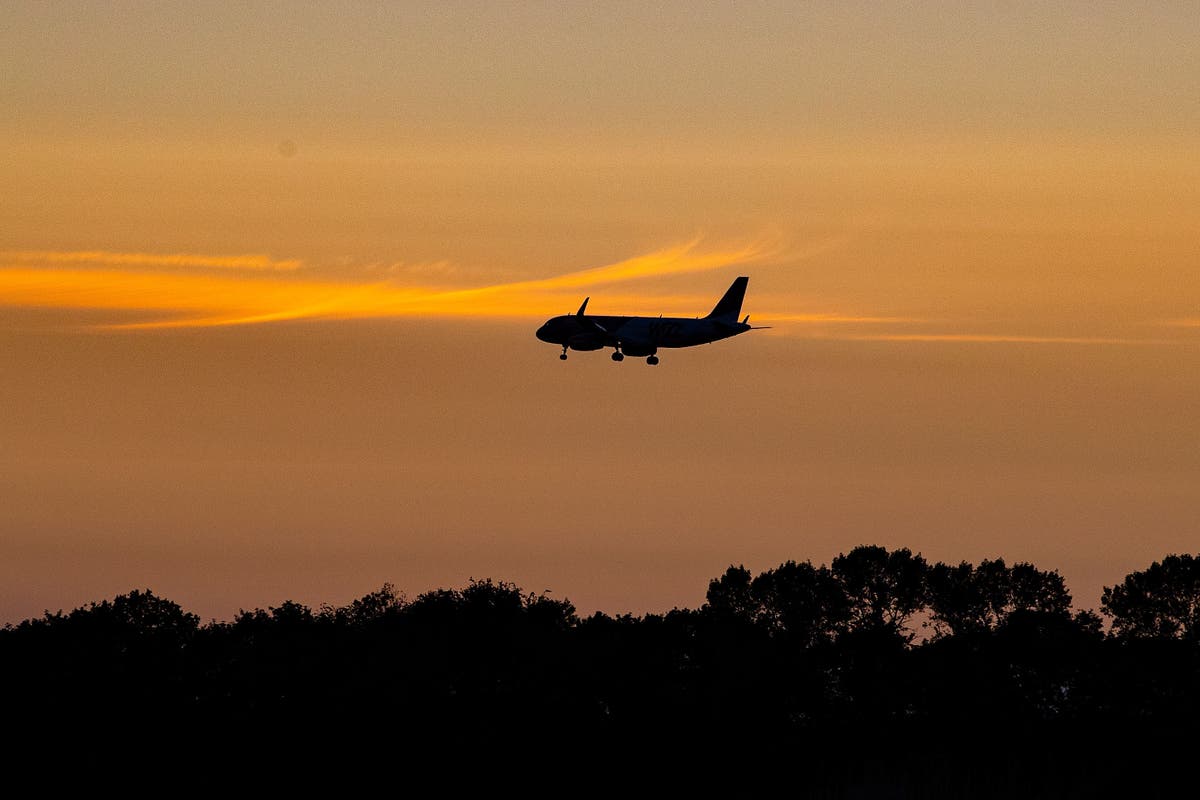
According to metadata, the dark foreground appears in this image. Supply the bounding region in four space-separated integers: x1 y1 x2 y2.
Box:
6 546 1200 795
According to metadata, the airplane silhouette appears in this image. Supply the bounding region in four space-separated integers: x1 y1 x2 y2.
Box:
535 276 767 365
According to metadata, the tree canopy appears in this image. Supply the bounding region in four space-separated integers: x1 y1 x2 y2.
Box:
1102 553 1200 640
4 546 1200 793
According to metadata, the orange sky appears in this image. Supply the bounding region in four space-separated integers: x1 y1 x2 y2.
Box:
2 3 1198 622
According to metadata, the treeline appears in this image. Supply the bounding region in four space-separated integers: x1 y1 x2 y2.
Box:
5 546 1200 792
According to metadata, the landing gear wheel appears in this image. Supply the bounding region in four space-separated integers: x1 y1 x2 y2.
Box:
647 355 659 365
611 351 624 362
559 353 568 360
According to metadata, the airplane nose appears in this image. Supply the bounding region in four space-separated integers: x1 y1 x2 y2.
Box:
536 323 552 342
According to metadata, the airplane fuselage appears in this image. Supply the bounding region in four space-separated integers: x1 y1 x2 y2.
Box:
536 314 749 356
535 276 758 364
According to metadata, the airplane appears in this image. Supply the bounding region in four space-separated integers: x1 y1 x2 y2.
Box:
535 276 767 365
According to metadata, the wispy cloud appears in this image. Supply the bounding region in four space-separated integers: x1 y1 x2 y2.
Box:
4 242 1181 347
383 237 781 316
0 238 782 329
810 333 1182 346
501 236 778 291
757 313 921 325
0 250 303 271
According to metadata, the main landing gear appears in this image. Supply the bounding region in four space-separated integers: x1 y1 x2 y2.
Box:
610 348 659 365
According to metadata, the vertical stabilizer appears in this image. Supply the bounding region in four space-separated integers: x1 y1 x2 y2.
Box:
707 277 749 320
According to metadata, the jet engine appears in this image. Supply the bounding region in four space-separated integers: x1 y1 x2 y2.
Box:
619 343 657 357
567 333 606 351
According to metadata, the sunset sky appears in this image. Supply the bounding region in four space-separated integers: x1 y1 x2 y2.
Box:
3 2 1198 623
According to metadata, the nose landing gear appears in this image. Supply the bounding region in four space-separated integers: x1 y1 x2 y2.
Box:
559 345 568 360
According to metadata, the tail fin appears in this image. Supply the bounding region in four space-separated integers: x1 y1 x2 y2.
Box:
707 276 749 320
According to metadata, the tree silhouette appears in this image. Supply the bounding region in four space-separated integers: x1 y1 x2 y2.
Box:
750 559 849 646
704 565 756 624
831 545 929 641
1102 554 1200 640
0 588 201 737
20 588 199 638
4 550 1200 792
927 558 1072 639
321 582 407 626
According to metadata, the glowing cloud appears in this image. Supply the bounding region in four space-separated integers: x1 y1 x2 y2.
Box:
4 241 1181 346
757 313 921 325
812 333 1182 346
0 239 779 329
504 236 776 291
